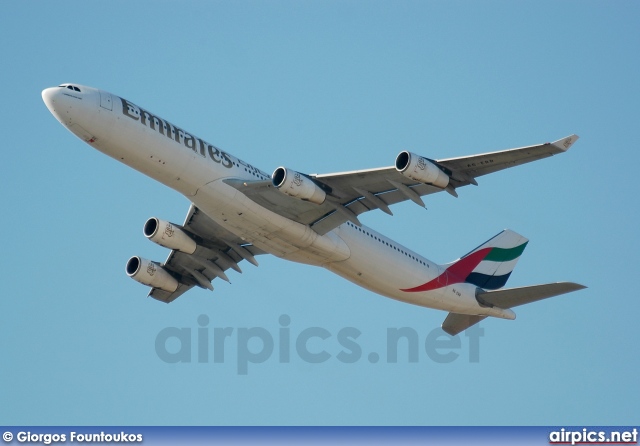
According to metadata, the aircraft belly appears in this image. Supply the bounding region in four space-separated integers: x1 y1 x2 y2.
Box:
324 225 437 306
327 254 490 313
325 256 440 309
322 225 495 314
192 180 351 264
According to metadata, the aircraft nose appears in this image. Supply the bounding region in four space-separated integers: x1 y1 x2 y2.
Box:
41 86 73 125
41 85 79 125
41 87 59 113
42 84 101 143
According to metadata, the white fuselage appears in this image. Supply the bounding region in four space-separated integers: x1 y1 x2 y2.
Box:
42 84 497 317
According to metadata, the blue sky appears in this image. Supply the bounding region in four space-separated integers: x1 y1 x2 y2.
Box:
1 1 639 426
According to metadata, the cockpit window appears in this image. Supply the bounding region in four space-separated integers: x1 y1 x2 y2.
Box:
60 84 81 92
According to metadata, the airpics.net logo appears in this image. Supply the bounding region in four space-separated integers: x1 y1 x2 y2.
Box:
154 314 484 375
549 428 638 445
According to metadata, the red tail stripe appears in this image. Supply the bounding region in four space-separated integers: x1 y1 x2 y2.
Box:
400 248 492 292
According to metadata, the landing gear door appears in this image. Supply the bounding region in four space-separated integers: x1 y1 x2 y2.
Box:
99 90 113 111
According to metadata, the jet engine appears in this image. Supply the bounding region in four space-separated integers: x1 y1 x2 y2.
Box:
395 151 449 188
143 217 197 254
126 256 178 292
272 167 326 204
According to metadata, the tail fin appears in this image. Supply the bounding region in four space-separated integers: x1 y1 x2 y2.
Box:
401 229 528 293
446 229 529 290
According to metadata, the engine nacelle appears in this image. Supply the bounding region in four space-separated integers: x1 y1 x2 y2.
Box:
126 256 179 292
143 217 197 254
395 151 449 188
272 167 326 205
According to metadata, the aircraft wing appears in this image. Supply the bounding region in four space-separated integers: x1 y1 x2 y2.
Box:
147 204 266 303
227 135 578 235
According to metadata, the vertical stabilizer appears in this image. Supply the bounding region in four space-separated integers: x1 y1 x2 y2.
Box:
448 229 529 290
401 229 528 293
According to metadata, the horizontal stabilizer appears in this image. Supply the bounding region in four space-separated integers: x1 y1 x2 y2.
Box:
477 282 586 309
441 282 586 336
442 313 487 336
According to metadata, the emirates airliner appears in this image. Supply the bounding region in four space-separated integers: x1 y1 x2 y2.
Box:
42 83 585 335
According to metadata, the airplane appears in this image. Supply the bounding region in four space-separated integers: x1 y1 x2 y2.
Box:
42 83 585 335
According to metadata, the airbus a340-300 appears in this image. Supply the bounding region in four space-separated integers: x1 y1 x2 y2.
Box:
42 83 585 335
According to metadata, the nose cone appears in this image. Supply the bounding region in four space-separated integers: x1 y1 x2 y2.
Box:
42 84 94 126
42 87 58 112
42 86 70 124
42 84 102 144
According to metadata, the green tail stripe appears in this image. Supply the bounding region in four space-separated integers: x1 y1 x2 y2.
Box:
484 242 528 262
